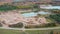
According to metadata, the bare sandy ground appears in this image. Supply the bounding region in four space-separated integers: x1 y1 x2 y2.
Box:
0 11 47 28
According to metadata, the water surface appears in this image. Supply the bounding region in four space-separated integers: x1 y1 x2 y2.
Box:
22 11 50 17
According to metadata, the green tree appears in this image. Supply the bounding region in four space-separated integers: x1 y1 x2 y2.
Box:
50 14 60 23
0 4 18 11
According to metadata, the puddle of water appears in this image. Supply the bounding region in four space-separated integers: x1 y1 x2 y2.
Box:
37 11 50 14
40 6 60 9
22 11 50 17
22 12 37 17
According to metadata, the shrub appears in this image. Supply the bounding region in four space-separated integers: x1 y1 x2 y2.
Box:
9 22 23 28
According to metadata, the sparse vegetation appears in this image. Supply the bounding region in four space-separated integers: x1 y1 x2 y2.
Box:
50 31 54 34
17 6 32 9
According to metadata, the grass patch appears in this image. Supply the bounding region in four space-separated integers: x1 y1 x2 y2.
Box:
0 28 60 34
0 29 21 34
